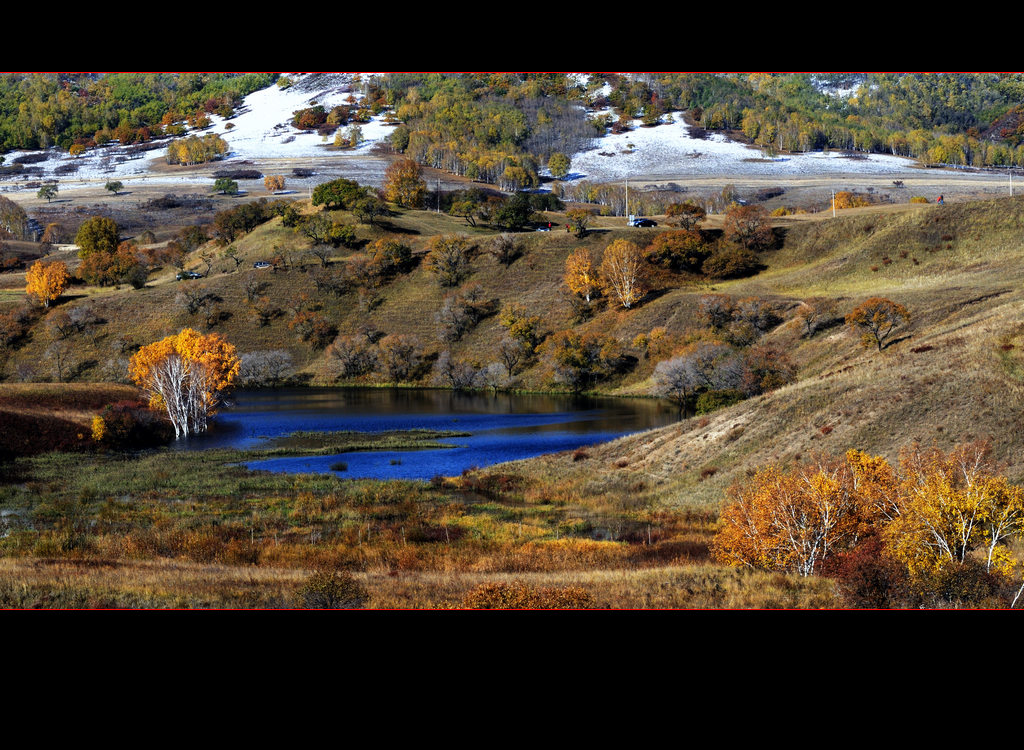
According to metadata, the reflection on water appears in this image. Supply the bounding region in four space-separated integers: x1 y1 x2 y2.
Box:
177 387 676 480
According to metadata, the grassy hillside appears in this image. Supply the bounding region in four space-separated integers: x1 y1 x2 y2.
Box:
520 196 1024 512
4 193 1024 607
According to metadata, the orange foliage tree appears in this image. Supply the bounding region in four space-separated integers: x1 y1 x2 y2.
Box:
598 239 646 309
25 259 70 308
383 158 427 208
564 247 598 302
712 454 881 577
845 297 910 351
129 328 240 438
723 204 773 250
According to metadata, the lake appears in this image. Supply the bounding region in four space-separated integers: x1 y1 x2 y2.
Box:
175 387 676 480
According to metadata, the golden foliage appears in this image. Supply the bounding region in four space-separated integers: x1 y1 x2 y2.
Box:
25 259 70 308
129 328 240 438
884 442 1024 576
712 456 871 577
91 415 106 443
383 157 427 208
564 247 597 302
714 442 1024 582
598 239 645 309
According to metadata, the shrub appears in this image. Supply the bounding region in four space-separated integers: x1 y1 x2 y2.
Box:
695 389 745 414
830 538 909 609
298 569 367 609
459 580 595 609
702 243 761 279
96 400 175 449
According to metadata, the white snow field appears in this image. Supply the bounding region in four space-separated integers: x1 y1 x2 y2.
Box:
570 115 917 183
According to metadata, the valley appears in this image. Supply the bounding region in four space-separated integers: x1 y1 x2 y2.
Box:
2 72 1023 609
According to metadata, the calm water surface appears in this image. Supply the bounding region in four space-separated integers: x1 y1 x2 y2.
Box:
176 387 676 480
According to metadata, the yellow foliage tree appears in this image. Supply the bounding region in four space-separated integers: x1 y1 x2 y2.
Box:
383 157 427 208
264 175 286 193
598 239 645 309
884 441 1024 577
25 259 70 308
129 328 240 439
564 247 597 302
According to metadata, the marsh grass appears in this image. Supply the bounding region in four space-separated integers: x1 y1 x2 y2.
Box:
0 427 825 608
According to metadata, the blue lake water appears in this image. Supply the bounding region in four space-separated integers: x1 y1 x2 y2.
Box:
174 387 676 480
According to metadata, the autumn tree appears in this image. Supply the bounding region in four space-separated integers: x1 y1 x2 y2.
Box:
883 441 1024 578
75 216 120 257
712 455 874 577
599 239 646 309
548 152 571 180
565 207 592 238
795 297 840 337
25 259 70 308
723 204 773 250
564 247 598 303
78 241 146 288
0 196 29 240
846 297 910 351
499 303 544 353
376 334 422 382
426 235 472 287
665 200 706 230
383 157 427 208
643 229 708 272
40 223 63 245
264 175 285 193
129 328 240 439
543 330 622 393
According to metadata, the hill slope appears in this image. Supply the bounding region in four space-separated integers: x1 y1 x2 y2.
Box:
511 196 1024 508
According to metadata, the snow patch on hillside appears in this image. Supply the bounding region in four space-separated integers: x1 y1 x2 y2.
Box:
571 116 915 182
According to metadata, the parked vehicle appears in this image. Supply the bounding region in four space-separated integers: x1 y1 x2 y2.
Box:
176 271 203 280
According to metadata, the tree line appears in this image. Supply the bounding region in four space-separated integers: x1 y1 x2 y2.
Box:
0 73 275 153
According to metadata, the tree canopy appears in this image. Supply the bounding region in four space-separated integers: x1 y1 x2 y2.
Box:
25 260 70 308
129 328 240 439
